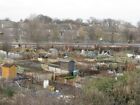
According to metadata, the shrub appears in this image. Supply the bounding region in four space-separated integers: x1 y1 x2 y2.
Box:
3 87 15 97
81 70 140 105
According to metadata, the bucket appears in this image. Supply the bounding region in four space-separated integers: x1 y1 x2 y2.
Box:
43 80 49 88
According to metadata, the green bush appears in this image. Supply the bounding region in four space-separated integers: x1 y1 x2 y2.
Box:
80 70 140 105
3 87 15 97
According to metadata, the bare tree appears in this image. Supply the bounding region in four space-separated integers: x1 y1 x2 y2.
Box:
105 19 118 44
0 23 12 58
87 27 96 42
2 41 12 58
24 15 43 48
13 22 20 42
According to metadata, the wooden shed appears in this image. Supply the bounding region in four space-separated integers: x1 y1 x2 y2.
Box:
59 59 75 73
1 64 17 79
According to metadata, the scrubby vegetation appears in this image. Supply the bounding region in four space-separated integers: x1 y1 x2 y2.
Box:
0 70 140 105
74 69 140 105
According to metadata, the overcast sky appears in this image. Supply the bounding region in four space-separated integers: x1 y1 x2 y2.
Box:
0 0 140 25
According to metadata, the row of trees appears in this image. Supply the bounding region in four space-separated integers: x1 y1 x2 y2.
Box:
0 15 140 44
